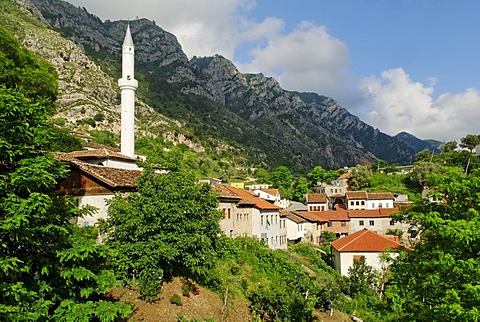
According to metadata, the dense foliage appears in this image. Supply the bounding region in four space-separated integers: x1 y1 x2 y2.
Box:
103 163 223 301
0 85 131 320
0 26 130 320
384 167 480 321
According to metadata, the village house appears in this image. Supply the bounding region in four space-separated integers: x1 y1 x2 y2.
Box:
331 228 407 276
306 193 329 211
296 208 350 242
56 156 142 232
347 208 409 239
345 191 395 210
253 188 290 209
215 185 287 250
280 210 308 243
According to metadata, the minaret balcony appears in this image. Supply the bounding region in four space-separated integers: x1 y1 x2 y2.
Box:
118 78 138 89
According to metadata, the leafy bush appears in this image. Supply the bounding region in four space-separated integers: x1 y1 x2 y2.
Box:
170 294 183 306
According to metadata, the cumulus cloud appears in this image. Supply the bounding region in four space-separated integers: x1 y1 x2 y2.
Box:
236 22 351 100
360 68 480 141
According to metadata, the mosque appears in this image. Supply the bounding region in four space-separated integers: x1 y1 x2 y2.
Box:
57 25 143 228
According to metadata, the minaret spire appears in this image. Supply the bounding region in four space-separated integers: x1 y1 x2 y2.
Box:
118 23 138 158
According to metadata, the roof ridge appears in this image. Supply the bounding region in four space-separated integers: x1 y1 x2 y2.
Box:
336 229 369 251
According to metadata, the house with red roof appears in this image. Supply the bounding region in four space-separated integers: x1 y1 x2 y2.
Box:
295 208 350 244
331 229 407 276
280 210 309 243
215 185 287 250
253 188 290 209
346 191 395 210
306 193 329 211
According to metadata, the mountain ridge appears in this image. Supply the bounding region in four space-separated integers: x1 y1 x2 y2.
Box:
15 0 416 171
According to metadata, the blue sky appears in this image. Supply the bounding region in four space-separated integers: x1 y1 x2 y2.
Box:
67 0 480 142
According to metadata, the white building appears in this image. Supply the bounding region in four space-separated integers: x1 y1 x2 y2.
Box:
331 229 406 276
215 185 287 250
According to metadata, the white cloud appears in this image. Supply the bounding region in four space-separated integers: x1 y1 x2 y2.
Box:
360 68 480 141
236 22 351 100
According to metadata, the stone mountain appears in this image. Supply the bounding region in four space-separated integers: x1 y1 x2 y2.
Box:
17 0 416 171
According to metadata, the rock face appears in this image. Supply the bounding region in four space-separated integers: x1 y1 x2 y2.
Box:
17 0 415 170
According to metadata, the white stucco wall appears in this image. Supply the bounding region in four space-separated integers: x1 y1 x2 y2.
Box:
285 218 307 241
347 199 367 210
367 199 394 209
76 194 113 227
349 218 410 238
333 250 399 276
219 202 254 238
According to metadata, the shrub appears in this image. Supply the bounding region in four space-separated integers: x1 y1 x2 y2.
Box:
170 293 182 306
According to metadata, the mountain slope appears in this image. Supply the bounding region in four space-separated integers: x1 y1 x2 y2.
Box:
395 131 442 154
18 0 416 170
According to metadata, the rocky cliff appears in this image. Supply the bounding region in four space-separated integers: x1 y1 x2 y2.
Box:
14 0 416 171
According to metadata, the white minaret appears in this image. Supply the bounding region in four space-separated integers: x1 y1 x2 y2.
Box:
118 24 138 158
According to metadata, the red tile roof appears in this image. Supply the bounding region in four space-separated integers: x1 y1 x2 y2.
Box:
331 229 405 252
346 191 368 199
262 189 279 196
347 208 400 218
367 192 394 200
296 208 349 222
214 185 281 210
306 193 328 203
337 172 351 180
280 210 307 223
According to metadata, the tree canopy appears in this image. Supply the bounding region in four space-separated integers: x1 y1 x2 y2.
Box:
103 163 223 300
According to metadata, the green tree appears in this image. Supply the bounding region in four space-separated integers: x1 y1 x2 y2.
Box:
103 163 223 300
441 140 457 153
0 87 131 320
415 149 432 161
371 159 388 172
407 160 445 189
347 256 379 296
349 165 372 190
459 134 480 152
49 127 83 152
0 26 57 102
292 176 308 202
270 166 293 199
385 167 480 321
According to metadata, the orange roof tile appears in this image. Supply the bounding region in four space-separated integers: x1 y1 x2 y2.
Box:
346 191 368 199
306 193 328 203
331 229 405 252
215 185 281 210
367 192 394 200
262 189 279 196
337 172 351 180
280 210 307 223
347 208 400 218
296 209 349 222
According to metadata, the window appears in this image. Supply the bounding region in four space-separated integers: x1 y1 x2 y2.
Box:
390 219 395 226
356 201 360 206
350 201 354 206
361 201 365 206
353 255 365 262
379 203 382 208
327 221 333 227
228 208 231 219
369 220 374 226
341 221 346 227
359 220 364 226
261 215 264 225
